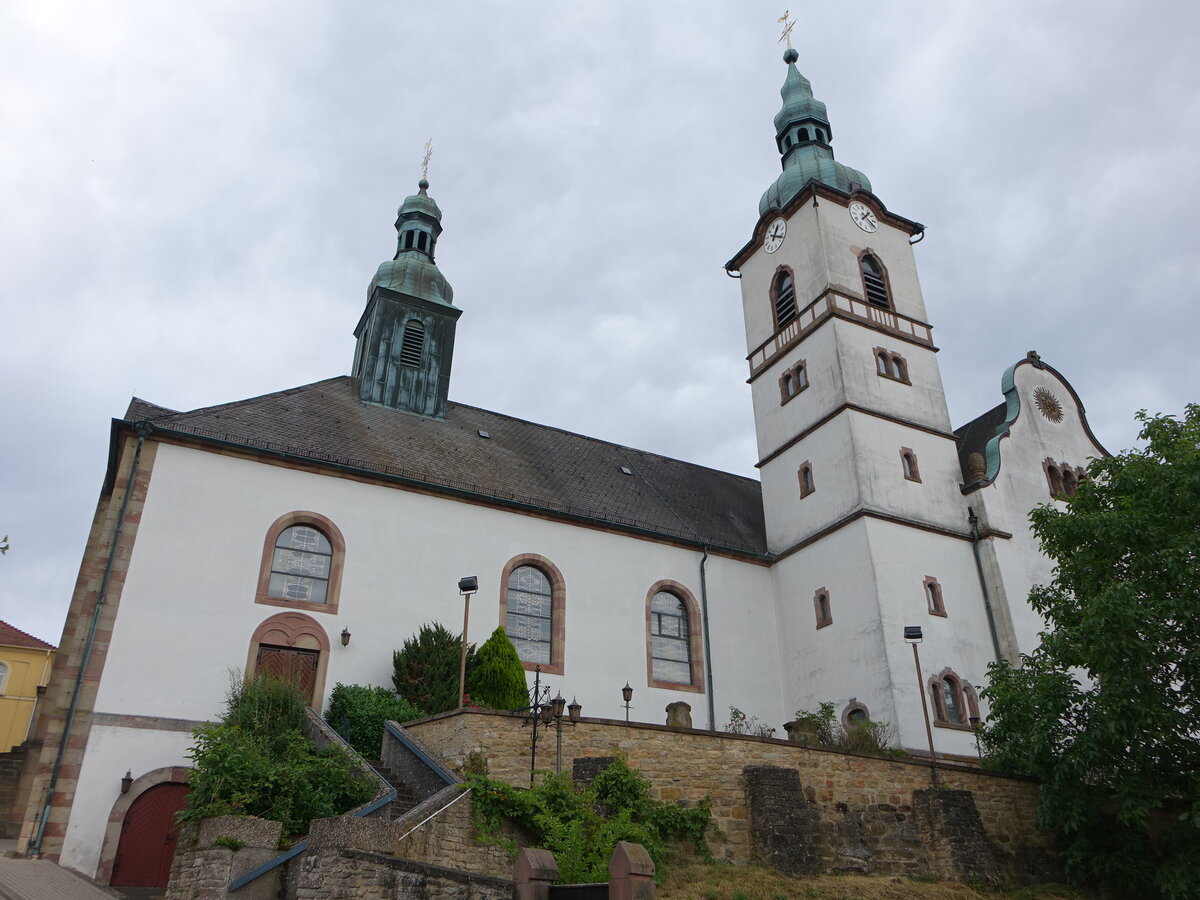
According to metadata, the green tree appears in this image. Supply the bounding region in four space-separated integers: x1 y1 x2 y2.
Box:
391 622 476 715
326 683 424 757
979 406 1200 899
467 627 529 710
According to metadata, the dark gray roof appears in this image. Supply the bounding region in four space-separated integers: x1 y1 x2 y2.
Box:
123 377 767 557
953 402 1007 483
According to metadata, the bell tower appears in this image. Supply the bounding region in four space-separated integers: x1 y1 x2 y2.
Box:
727 46 993 757
352 178 461 418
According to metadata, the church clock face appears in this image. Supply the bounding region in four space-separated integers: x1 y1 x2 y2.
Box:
849 201 879 233
763 217 787 253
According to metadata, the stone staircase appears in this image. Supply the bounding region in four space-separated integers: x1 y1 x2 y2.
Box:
364 759 422 821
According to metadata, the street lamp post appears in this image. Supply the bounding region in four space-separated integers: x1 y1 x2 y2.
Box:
904 625 938 783
521 669 581 783
621 682 633 723
457 576 478 709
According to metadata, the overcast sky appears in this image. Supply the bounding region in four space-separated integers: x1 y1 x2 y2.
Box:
2 1 1197 646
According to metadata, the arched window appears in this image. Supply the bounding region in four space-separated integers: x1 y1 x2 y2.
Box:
901 448 921 483
813 588 832 628
929 669 979 728
795 362 808 389
924 576 946 617
772 269 797 329
798 127 810 142
876 351 890 375
1044 460 1064 497
860 254 891 309
256 512 345 614
798 462 815 497
842 700 870 730
399 319 425 368
501 555 566 674
891 356 908 381
1062 468 1077 497
875 348 910 384
646 581 703 691
778 361 808 404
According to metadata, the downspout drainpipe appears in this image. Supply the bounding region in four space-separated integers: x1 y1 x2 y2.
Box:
30 423 150 858
699 546 715 731
968 507 1004 664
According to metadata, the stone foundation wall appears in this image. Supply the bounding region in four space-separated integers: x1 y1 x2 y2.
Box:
406 710 1053 881
166 815 283 900
292 848 511 900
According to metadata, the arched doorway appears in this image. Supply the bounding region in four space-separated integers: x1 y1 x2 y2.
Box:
110 781 190 888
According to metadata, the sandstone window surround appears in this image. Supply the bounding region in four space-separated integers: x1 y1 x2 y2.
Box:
874 347 910 384
901 447 921 482
1042 458 1086 499
924 576 947 618
500 554 566 675
645 580 704 693
772 266 798 330
813 587 832 629
928 668 979 730
798 461 815 498
255 511 346 615
779 360 809 404
842 698 870 730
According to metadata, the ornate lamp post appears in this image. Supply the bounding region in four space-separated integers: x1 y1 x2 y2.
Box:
621 682 633 723
521 669 581 783
457 576 478 708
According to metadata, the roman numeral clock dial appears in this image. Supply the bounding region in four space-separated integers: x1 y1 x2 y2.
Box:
849 200 879 233
763 216 787 253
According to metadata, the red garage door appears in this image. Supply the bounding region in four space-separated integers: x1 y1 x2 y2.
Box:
111 782 190 888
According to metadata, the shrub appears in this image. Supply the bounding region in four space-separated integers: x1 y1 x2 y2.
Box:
724 706 776 738
392 622 477 715
469 754 710 884
326 683 424 757
467 627 529 711
179 674 374 838
791 702 899 756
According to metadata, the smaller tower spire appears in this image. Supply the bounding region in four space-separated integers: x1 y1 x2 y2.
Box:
758 46 872 215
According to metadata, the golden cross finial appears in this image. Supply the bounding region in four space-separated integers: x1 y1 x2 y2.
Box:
777 10 795 49
421 139 433 181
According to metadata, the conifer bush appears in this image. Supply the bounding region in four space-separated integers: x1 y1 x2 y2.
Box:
326 683 424 756
391 622 476 714
467 627 529 710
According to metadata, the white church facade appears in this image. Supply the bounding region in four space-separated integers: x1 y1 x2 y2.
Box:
19 48 1106 883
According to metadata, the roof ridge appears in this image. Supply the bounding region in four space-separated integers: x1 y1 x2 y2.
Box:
134 375 353 423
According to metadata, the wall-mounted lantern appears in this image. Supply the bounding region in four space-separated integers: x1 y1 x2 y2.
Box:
341 627 351 647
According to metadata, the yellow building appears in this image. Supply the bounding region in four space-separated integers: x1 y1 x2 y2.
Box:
0 621 56 753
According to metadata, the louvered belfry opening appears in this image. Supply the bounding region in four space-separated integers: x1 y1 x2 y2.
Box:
399 319 425 368
774 270 797 328
861 254 890 309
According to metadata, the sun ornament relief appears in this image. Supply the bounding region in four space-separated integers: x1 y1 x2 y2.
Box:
1034 387 1064 423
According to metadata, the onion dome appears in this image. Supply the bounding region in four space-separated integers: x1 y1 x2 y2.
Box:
369 179 455 307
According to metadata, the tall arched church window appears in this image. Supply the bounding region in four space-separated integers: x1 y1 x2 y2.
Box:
500 555 566 674
256 511 345 614
645 580 703 692
860 254 891 309
772 269 797 329
399 319 426 368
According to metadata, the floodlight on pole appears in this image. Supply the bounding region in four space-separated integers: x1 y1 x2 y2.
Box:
904 625 938 781
457 576 478 709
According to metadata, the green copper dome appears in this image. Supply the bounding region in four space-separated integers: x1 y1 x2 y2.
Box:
758 49 871 216
369 180 455 307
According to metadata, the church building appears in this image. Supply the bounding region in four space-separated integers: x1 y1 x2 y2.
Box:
17 46 1107 884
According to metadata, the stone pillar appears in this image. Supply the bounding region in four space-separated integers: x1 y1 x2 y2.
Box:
744 765 822 876
513 847 558 900
608 840 654 900
664 702 692 729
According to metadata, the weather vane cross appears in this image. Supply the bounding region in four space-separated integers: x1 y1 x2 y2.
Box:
421 139 433 181
778 10 795 49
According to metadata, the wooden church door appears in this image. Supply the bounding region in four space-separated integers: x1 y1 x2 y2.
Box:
255 643 319 703
111 781 190 887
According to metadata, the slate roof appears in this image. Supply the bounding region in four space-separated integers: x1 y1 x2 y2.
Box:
123 377 768 557
953 402 1007 483
0 621 56 651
